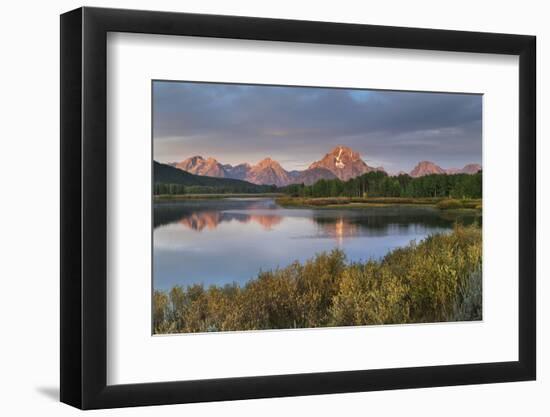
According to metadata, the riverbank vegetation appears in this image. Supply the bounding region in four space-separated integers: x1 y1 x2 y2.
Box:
153 224 482 334
275 196 482 210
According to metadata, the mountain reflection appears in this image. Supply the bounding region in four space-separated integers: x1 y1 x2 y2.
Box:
178 211 283 231
154 198 480 239
315 217 360 244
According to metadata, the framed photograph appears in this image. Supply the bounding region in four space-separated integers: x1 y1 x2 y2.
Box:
60 7 536 409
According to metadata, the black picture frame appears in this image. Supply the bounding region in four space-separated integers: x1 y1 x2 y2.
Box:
60 6 536 410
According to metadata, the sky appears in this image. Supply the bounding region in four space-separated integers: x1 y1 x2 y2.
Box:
153 81 482 173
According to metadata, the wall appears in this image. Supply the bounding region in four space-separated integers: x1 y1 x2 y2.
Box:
0 0 546 415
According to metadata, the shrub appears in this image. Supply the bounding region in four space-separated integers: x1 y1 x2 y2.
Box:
451 269 482 321
437 199 463 210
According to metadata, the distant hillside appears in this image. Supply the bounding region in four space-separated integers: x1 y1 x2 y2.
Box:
154 161 273 193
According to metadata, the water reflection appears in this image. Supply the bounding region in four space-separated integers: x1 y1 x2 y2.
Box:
177 211 283 231
153 198 480 289
155 198 478 237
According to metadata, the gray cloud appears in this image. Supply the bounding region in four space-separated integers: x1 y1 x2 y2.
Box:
153 81 482 172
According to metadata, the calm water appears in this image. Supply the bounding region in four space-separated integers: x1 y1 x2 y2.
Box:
153 198 479 290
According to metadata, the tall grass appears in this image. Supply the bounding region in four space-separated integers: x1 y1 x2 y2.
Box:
153 224 482 334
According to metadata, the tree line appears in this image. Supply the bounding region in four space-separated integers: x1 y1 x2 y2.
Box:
154 171 482 198
281 171 482 199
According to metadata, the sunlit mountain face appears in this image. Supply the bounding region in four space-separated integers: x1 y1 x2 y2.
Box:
172 145 384 186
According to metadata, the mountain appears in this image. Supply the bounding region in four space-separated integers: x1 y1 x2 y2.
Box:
308 145 381 181
225 163 252 180
154 161 271 192
173 146 383 185
173 155 293 186
246 158 292 187
409 161 481 178
176 156 227 178
292 167 337 185
409 161 482 177
288 170 301 180
460 163 482 174
410 161 446 177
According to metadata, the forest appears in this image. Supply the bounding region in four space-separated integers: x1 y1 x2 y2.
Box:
281 171 482 199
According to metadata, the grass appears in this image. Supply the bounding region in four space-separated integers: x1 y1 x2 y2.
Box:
276 196 482 211
436 198 482 210
153 224 482 334
276 196 439 208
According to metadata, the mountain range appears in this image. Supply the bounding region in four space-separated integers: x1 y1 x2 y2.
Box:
167 146 481 186
409 161 482 178
171 146 382 186
154 161 272 193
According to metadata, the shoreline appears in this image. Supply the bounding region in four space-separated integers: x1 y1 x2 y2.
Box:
275 196 482 211
154 192 284 200
154 194 482 212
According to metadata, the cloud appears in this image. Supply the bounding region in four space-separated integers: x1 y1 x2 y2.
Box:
153 81 482 172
